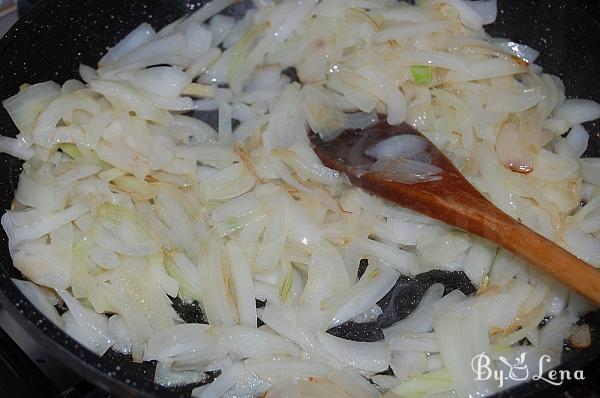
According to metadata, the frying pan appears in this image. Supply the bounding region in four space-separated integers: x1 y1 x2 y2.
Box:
0 1 599 397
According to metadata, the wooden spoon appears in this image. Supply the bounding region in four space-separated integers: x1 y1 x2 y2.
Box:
311 119 600 305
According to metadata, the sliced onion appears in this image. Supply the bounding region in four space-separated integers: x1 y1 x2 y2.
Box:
144 323 224 365
374 21 451 43
554 98 600 127
188 0 239 24
365 134 429 161
222 372 270 398
328 369 380 398
383 283 445 338
565 124 589 158
15 173 68 211
435 0 484 30
154 362 208 387
57 289 113 356
128 67 192 97
12 279 63 327
362 239 418 274
562 225 600 266
0 136 34 160
530 149 579 182
491 39 539 63
369 158 443 184
468 0 498 25
3 203 88 247
113 33 188 68
99 23 156 67
201 237 237 326
388 333 439 352
390 351 427 381
380 4 434 23
396 50 469 71
352 304 383 324
273 142 344 186
2 82 61 136
191 362 245 398
579 158 600 185
109 314 133 354
245 357 332 379
570 324 592 349
214 326 300 358
538 313 578 349
89 80 171 125
446 58 527 83
225 241 257 328
209 15 235 47
185 22 213 56
317 332 391 372
323 263 399 328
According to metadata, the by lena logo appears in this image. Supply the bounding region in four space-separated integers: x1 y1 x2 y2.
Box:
471 352 585 388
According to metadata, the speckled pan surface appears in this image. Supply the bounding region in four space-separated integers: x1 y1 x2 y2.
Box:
0 1 599 397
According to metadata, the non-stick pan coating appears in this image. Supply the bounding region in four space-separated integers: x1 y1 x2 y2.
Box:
0 1 599 397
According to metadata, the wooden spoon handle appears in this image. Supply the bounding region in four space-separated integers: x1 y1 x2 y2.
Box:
500 222 600 303
343 169 600 305
474 205 600 305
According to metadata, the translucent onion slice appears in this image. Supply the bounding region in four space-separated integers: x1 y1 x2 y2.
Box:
2 81 61 136
57 289 113 356
323 263 399 328
383 283 445 338
154 362 208 388
374 21 451 43
214 326 300 358
388 333 439 352
99 23 156 67
317 332 391 372
369 158 443 184
12 279 63 327
554 98 600 127
365 134 429 161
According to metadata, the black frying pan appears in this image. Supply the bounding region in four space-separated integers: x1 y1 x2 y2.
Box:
0 1 599 397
